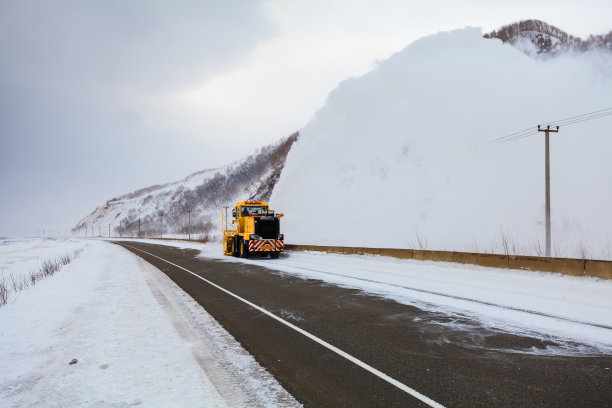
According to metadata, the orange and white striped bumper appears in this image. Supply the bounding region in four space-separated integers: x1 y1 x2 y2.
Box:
248 239 284 252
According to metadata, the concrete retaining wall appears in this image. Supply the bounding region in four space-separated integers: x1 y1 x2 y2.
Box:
284 244 612 280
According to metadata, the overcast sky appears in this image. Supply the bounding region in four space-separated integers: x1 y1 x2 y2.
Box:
1 0 611 237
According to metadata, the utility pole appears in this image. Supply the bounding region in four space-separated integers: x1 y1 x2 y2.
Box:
160 213 163 238
224 206 229 230
187 210 192 240
108 224 110 238
98 225 101 237
538 125 559 257
138 219 141 237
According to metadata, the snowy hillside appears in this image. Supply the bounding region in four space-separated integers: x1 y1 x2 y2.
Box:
484 19 612 56
271 26 612 259
73 133 298 239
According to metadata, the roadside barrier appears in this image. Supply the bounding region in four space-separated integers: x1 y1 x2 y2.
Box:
284 244 612 280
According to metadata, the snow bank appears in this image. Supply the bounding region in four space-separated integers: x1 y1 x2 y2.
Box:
0 239 298 407
271 27 612 259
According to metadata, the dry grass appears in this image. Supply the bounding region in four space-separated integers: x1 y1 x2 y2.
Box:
438 232 611 261
415 233 429 250
0 248 83 307
0 277 7 306
577 242 589 259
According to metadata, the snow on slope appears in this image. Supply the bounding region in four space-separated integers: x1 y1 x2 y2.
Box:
0 238 299 407
74 133 297 240
271 27 612 259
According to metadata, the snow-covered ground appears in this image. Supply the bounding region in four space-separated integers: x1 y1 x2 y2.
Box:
0 238 299 408
127 238 612 355
3 237 610 407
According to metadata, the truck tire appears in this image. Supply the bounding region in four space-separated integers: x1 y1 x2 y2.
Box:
232 237 239 257
240 240 249 259
270 252 279 259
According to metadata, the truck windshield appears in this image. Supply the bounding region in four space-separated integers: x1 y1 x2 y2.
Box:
241 206 266 216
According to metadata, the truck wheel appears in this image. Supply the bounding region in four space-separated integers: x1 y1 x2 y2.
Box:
240 240 249 259
270 252 279 259
233 237 239 257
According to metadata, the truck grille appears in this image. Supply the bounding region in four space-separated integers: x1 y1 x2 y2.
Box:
255 217 279 239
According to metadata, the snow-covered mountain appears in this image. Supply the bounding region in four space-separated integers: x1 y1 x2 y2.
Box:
270 24 612 259
484 19 612 56
73 133 298 239
76 21 612 259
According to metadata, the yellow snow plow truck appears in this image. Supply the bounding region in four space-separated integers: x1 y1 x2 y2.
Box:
222 200 284 259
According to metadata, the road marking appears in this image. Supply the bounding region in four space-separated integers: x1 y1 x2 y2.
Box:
124 244 447 408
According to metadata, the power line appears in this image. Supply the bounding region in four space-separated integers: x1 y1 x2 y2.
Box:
499 130 539 143
496 109 612 143
541 107 612 127
491 126 534 143
549 111 612 127
493 107 612 143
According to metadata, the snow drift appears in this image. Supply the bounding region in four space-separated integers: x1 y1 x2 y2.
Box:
271 27 612 259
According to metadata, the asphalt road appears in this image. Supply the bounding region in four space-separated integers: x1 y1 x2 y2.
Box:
114 241 612 408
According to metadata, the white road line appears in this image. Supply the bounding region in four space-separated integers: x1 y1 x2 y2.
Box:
126 244 446 408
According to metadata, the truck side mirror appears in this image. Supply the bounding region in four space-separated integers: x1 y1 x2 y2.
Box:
232 208 236 218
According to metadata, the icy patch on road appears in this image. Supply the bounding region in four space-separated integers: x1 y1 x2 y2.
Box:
279 309 305 322
410 311 606 357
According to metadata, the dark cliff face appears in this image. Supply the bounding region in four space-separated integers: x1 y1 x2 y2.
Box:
73 132 299 237
484 19 612 56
